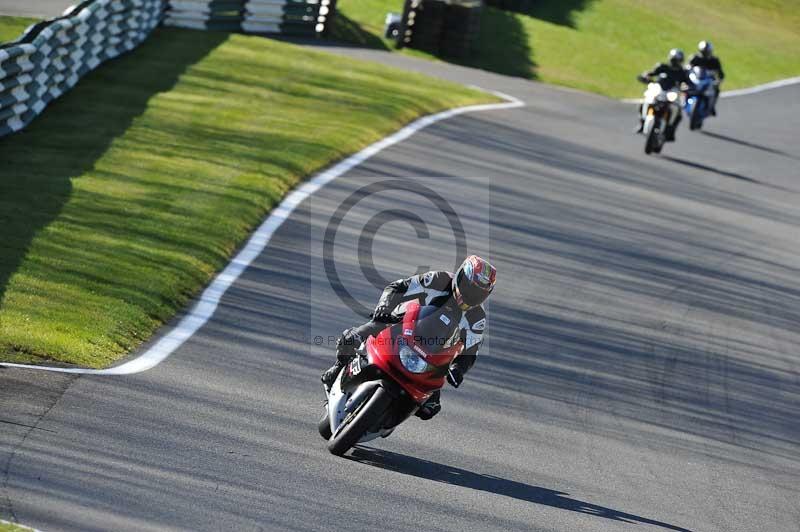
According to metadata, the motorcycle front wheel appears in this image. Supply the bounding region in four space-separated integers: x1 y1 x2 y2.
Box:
690 101 703 130
644 117 658 155
318 408 332 440
327 386 392 456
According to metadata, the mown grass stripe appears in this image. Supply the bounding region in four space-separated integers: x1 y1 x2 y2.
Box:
0 24 493 367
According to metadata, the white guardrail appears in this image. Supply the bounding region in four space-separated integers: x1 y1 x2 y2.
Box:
163 0 337 36
0 0 338 138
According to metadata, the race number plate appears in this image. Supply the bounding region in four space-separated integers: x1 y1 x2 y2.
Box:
349 356 362 376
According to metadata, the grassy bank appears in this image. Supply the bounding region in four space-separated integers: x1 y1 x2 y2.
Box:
0 16 35 43
0 26 492 367
335 0 800 98
0 520 35 532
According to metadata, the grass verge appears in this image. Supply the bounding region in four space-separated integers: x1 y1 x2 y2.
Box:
335 0 800 98
0 520 35 532
0 16 36 43
0 25 494 367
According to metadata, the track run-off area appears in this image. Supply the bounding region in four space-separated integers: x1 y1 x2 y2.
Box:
2 47 799 532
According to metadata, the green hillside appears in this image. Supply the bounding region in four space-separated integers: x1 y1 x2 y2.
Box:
335 0 800 98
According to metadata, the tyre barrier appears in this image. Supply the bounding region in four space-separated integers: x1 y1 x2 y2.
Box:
482 0 535 14
0 0 163 138
163 0 338 37
163 0 245 31
396 0 481 59
440 3 482 59
0 0 339 138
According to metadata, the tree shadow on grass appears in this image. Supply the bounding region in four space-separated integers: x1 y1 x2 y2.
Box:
458 6 537 79
0 28 227 330
327 6 537 80
348 447 695 532
489 0 596 27
328 12 390 50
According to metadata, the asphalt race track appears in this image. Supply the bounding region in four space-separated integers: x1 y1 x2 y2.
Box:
2 46 800 531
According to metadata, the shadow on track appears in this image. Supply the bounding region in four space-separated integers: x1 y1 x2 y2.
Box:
700 131 798 160
348 447 694 532
358 115 800 464
660 156 761 185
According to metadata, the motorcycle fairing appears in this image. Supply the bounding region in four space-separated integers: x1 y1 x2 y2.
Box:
327 351 413 441
367 303 463 404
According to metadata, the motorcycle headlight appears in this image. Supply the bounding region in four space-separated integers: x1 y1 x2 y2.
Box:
667 92 679 103
399 344 429 373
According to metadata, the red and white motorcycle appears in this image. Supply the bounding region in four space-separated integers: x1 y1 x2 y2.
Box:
318 301 463 456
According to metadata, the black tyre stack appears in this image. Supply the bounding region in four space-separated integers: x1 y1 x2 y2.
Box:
396 0 482 59
440 3 482 58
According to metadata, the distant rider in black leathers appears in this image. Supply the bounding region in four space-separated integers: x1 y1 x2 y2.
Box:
636 48 690 141
689 40 724 116
321 255 497 421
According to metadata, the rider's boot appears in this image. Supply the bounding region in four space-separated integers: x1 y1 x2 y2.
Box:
321 327 363 388
415 390 442 420
321 359 345 388
635 119 644 134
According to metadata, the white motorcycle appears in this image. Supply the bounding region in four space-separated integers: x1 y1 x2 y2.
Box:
638 73 682 155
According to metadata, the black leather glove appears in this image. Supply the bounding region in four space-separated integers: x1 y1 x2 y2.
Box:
335 328 362 361
447 366 463 388
372 303 393 322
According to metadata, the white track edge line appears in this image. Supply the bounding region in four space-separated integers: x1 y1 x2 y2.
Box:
621 75 800 103
718 76 800 97
0 89 524 376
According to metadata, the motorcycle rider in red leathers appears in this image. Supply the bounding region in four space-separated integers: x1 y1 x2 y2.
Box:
321 255 497 420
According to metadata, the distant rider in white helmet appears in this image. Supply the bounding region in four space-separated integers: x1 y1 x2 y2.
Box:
690 40 725 116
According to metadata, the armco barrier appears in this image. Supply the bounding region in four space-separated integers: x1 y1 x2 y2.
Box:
0 0 163 138
0 0 338 138
163 0 245 31
164 0 338 36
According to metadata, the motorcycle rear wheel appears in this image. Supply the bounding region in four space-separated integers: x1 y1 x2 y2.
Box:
327 387 392 456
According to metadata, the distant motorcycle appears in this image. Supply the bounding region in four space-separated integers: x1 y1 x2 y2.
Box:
638 73 682 155
684 66 716 130
319 301 463 456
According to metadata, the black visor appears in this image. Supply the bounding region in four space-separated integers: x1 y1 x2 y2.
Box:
456 270 491 308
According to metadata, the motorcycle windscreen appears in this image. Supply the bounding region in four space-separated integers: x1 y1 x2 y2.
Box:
411 304 463 365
